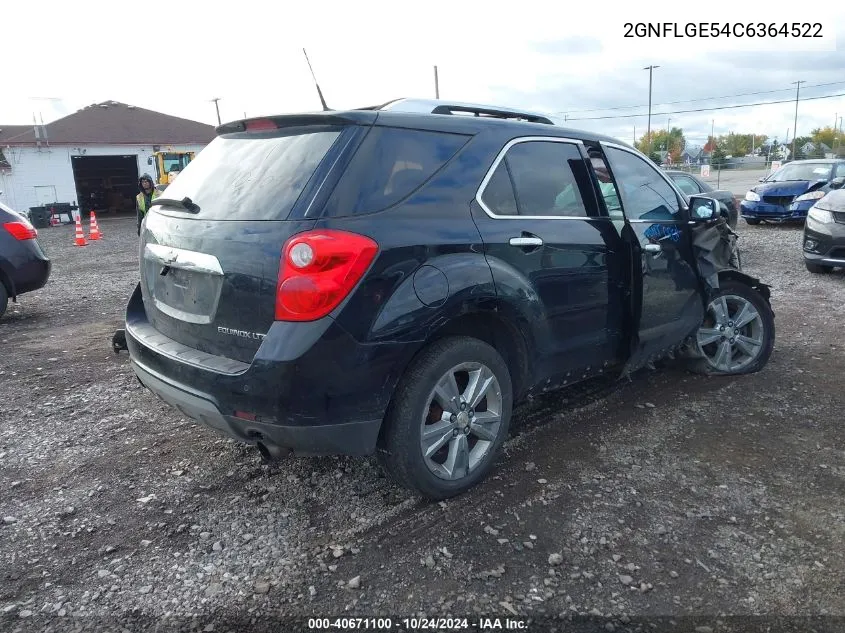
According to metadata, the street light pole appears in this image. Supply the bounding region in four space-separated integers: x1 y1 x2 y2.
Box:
643 65 659 153
791 80 805 160
434 66 440 99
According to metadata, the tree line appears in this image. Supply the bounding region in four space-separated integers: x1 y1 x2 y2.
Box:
634 125 845 165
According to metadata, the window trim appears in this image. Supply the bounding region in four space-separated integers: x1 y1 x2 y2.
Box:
601 141 689 224
476 136 593 220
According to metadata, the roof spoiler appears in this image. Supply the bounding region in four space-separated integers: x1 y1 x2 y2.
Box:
215 112 374 135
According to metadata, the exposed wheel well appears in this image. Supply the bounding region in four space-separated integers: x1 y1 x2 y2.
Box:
425 311 531 400
716 270 771 304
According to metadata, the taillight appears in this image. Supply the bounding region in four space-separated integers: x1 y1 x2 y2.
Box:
4 221 37 240
275 230 378 322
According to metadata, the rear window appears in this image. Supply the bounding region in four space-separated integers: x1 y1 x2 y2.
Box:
321 126 470 217
156 127 342 221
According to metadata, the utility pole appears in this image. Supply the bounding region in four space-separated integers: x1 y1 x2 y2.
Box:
709 119 715 166
210 98 222 125
633 124 636 147
643 65 659 154
791 80 805 161
434 66 440 99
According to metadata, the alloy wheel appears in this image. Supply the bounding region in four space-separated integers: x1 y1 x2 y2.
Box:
696 294 766 373
419 362 503 481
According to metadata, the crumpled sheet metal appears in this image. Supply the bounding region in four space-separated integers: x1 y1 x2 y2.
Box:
690 218 741 290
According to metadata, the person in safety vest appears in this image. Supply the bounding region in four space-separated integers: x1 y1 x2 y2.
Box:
136 173 160 235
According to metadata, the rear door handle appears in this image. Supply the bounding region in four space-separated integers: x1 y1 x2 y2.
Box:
509 237 544 247
643 243 661 253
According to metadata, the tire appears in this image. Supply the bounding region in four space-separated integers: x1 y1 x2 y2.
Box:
687 281 775 376
805 261 833 274
377 336 513 500
0 282 7 320
744 218 761 226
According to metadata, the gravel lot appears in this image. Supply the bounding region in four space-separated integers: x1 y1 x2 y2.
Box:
2 215 844 632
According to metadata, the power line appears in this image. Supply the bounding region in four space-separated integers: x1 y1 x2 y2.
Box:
558 80 845 115
562 91 845 121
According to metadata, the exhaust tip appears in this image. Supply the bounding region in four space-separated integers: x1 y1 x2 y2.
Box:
256 439 292 463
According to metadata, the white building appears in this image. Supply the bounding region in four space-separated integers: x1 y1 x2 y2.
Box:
0 101 215 216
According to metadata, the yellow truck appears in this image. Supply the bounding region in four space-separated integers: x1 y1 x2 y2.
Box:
148 150 195 192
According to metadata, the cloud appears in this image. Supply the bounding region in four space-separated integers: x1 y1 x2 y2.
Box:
531 37 603 56
2 0 844 152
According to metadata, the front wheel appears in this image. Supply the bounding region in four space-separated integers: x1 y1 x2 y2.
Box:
688 281 775 376
378 336 513 500
744 218 761 226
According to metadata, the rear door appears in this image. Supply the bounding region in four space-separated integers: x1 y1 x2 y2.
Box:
599 143 705 371
471 136 624 382
139 117 368 363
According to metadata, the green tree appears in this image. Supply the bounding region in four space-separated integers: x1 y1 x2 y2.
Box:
648 151 663 164
711 146 727 168
810 126 845 150
636 127 686 157
715 132 768 157
790 135 812 160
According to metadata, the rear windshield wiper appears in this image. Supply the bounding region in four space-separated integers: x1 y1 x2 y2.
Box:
150 196 200 213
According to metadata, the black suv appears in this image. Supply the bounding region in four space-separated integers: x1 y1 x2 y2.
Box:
124 99 775 499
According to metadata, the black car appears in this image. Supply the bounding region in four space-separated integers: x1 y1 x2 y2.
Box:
123 99 775 499
802 188 845 273
0 199 51 319
665 169 739 229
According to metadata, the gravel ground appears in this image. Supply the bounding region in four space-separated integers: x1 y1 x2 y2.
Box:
1 216 844 632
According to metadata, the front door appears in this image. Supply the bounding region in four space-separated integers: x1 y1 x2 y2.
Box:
471 136 625 384
600 143 705 372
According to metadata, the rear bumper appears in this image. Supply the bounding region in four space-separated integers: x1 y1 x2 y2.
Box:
131 359 382 455
124 284 415 456
4 240 51 297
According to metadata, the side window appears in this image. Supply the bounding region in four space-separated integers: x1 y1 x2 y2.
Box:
503 141 590 217
589 154 623 220
323 127 470 216
604 147 681 221
480 162 518 215
671 174 701 196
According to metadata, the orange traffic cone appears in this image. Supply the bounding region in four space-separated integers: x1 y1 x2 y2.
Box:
74 214 87 246
89 212 101 240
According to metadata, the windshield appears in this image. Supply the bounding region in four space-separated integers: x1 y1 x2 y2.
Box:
767 162 833 182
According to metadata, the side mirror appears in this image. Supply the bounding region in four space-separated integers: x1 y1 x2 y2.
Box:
830 176 845 190
688 195 718 222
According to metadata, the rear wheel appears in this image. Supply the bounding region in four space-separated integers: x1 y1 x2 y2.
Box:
378 336 513 500
805 261 833 274
688 281 774 376
0 283 7 319
744 218 761 226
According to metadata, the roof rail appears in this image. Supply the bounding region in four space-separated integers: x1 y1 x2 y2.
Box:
375 98 554 125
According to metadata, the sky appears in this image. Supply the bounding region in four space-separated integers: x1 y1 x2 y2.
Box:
3 0 844 149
